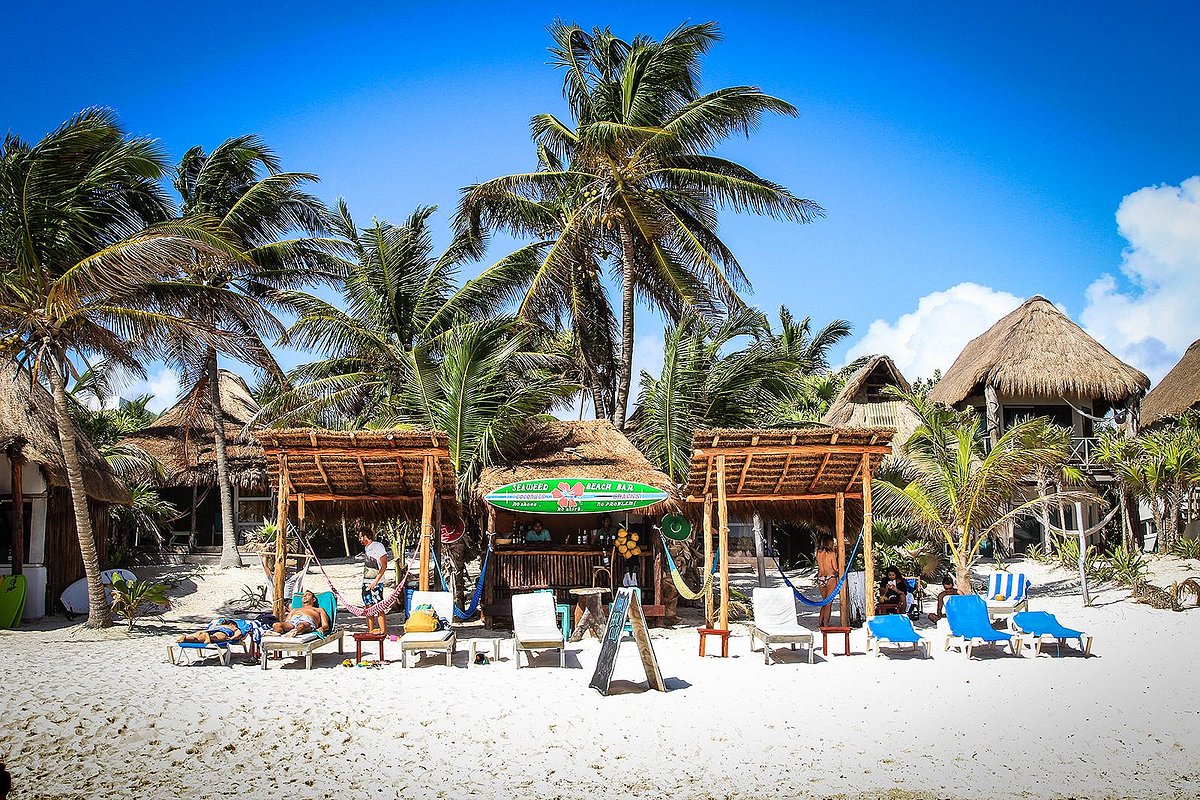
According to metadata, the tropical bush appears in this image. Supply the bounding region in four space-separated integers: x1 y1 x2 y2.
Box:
108 573 170 632
1168 536 1200 561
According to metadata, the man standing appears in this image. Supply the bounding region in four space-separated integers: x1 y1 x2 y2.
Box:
358 528 390 636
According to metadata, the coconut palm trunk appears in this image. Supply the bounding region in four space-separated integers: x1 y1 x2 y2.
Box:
46 357 112 628
207 350 241 567
613 223 637 428
954 529 973 595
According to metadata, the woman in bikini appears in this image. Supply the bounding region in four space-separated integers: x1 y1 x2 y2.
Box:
815 534 838 628
272 590 331 637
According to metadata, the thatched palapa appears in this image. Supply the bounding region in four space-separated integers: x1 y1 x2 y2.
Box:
1 361 130 505
474 419 680 515
121 370 265 488
823 355 918 454
928 296 1149 409
1141 338 1200 429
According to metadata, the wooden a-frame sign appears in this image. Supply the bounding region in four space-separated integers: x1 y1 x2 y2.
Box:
588 587 667 695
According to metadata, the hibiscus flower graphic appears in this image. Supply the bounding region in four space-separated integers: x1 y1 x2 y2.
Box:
551 481 585 510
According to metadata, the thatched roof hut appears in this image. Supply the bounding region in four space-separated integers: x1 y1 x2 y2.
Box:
928 296 1149 411
122 370 266 488
823 355 918 454
1141 338 1200 429
475 419 679 515
0 362 130 505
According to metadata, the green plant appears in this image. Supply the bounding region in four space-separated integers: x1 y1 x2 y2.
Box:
1168 537 1200 560
108 573 170 631
233 584 268 611
1104 545 1149 587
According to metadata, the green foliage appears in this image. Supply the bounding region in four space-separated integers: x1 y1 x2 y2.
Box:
909 370 942 399
1103 544 1149 587
1168 537 1200 560
108 573 170 632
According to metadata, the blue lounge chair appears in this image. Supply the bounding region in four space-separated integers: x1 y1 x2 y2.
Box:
866 614 929 658
1012 611 1093 657
944 594 1022 658
169 619 256 667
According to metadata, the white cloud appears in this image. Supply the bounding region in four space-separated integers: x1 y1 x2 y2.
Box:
1080 176 1200 381
121 367 182 413
846 282 1023 379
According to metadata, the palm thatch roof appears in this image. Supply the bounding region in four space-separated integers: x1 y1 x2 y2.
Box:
1141 338 1200 429
928 296 1150 409
684 427 893 527
475 419 680 514
121 370 265 488
823 356 918 455
0 362 131 505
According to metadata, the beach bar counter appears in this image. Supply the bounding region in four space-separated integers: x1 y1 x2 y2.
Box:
474 420 680 629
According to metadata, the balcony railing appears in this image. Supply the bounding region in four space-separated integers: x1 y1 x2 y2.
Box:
1069 437 1101 471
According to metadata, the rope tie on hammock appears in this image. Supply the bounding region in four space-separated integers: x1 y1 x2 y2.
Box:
433 543 492 620
297 532 412 617
658 530 717 601
770 529 865 608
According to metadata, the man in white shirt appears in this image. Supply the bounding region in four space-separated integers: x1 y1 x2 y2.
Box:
358 528 391 636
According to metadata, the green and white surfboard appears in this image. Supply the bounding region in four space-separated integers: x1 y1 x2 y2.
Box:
485 478 669 514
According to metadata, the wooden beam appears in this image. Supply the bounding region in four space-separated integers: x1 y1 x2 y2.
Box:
701 455 715 495
279 492 456 503
262 446 450 459
772 452 794 493
686 493 863 503
693 444 892 457
272 453 290 617
9 455 24 577
703 493 714 628
735 454 754 493
808 452 832 491
312 452 331 491
356 453 372 494
844 459 863 494
862 452 875 619
419 454 434 591
716 455 730 634
836 492 847 626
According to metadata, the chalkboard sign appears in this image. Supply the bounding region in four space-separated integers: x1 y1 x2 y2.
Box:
588 587 666 695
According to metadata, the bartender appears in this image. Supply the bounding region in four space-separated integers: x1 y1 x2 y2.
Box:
525 519 551 543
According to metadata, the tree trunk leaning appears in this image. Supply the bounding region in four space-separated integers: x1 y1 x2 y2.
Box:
47 359 112 628
209 354 241 567
612 223 637 429
1075 501 1090 606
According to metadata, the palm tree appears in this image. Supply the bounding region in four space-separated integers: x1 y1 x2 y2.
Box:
0 110 236 626
630 306 847 482
459 21 822 427
873 393 1079 593
171 135 339 567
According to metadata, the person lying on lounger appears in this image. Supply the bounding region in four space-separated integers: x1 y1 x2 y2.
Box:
272 590 331 637
177 617 243 644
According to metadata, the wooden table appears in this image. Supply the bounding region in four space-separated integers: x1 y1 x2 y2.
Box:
568 587 609 642
354 632 385 662
820 626 852 656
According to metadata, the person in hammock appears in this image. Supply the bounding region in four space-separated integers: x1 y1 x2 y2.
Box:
815 534 839 628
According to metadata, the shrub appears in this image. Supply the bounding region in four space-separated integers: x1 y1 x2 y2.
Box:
1105 545 1149 587
109 573 170 631
1168 537 1200 561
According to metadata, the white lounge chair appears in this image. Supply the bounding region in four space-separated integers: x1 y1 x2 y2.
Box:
985 572 1031 626
259 592 345 670
511 591 566 669
400 591 456 667
749 587 815 665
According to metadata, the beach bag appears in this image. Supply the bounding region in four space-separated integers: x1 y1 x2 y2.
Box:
405 604 440 633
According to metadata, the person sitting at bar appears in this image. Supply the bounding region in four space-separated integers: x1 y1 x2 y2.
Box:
525 519 551 543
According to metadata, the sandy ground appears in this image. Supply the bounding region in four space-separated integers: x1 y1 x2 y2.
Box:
1 554 1198 800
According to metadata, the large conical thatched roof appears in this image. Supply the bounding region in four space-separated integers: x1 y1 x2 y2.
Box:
1141 338 1200 429
0 362 131 505
474 419 679 514
823 355 912 426
122 370 266 488
928 296 1150 408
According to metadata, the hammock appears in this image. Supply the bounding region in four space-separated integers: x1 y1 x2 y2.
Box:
769 529 865 608
433 544 492 620
658 530 716 601
297 533 413 617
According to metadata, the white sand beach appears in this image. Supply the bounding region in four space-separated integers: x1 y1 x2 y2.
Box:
1 558 1198 800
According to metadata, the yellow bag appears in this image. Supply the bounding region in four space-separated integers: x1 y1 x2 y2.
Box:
405 605 439 633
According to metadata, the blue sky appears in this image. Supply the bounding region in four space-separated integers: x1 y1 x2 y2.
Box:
6 2 1199 406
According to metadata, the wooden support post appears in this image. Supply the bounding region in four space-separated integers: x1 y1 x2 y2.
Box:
703 493 714 627
716 455 730 632
1075 500 1091 606
836 492 847 626
486 504 497 534
272 454 290 618
10 455 24 577
861 453 875 618
984 383 1002 449
189 485 198 551
753 513 766 588
419 454 434 591
341 515 350 558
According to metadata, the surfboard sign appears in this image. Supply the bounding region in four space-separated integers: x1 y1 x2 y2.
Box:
485 479 669 514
